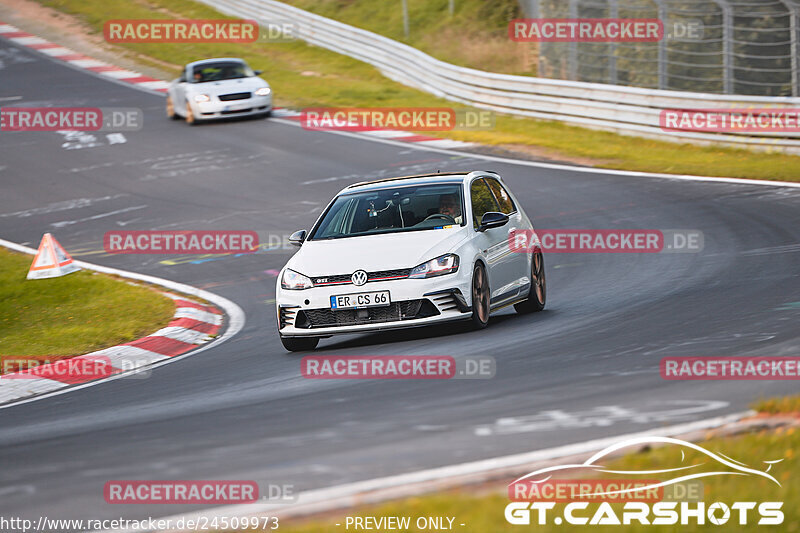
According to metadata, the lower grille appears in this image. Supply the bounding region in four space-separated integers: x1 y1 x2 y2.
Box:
219 92 251 101
296 299 438 328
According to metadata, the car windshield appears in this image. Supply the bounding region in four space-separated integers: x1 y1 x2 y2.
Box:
191 61 254 83
309 183 465 240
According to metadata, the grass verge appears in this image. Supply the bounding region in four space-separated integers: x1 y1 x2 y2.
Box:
262 397 798 533
31 0 800 181
0 248 175 365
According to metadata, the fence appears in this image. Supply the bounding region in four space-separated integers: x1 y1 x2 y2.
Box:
202 0 800 153
521 0 800 97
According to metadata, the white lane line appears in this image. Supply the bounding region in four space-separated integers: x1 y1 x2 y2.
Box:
360 129 416 138
98 69 143 79
68 59 108 68
8 36 47 45
37 47 75 57
149 326 212 345
0 237 245 410
415 139 474 149
0 378 67 403
50 205 147 228
92 411 750 533
269 117 800 189
173 307 223 325
0 24 20 33
136 80 170 90
89 345 169 367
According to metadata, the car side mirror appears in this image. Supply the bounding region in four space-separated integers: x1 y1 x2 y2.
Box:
254 70 263 75
289 229 307 246
478 212 509 232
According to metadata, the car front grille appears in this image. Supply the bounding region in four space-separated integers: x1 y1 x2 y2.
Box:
295 299 439 328
218 92 252 101
312 268 412 287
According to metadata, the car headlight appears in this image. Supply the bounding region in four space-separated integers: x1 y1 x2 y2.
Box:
193 94 211 103
408 254 459 279
281 268 313 290
255 87 272 96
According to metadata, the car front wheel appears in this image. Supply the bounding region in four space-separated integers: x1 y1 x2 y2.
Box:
185 100 197 125
280 336 319 352
515 250 546 314
470 262 490 329
166 95 179 120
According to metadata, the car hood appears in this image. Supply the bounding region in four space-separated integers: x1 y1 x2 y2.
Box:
288 228 468 277
184 77 268 95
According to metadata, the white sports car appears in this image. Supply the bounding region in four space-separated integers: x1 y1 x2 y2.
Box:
166 58 272 124
276 171 546 351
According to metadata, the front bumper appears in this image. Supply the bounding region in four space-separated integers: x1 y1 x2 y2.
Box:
277 274 472 337
192 95 272 119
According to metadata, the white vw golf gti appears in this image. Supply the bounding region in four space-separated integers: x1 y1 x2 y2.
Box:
276 171 546 351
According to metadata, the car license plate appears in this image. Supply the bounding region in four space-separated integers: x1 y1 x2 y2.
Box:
330 291 390 310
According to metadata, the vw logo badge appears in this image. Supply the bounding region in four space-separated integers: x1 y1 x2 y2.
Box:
351 270 368 286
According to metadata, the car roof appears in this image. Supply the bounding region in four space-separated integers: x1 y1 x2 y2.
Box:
341 171 499 194
186 58 246 69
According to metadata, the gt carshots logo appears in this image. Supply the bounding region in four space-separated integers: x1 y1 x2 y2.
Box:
505 437 784 526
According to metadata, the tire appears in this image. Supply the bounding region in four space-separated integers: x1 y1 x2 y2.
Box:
470 262 490 329
166 95 179 120
515 250 546 314
185 100 197 125
280 336 319 352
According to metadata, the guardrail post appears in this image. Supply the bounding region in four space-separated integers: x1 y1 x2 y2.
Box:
402 0 409 38
777 0 800 96
568 0 578 80
711 0 734 94
652 0 667 90
609 0 618 85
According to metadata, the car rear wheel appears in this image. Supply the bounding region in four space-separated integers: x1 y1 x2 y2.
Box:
515 250 546 314
280 336 319 352
470 262 490 329
166 95 179 120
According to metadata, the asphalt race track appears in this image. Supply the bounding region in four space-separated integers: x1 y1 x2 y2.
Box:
1 37 800 525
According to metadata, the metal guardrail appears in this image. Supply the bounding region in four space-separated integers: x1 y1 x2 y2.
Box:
202 0 800 153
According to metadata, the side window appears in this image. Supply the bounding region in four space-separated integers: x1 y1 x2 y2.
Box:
470 179 500 229
486 178 516 214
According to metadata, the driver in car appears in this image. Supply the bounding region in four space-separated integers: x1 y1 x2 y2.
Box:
438 194 463 224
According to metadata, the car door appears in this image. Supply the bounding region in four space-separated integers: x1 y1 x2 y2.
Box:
469 177 516 307
484 177 530 299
